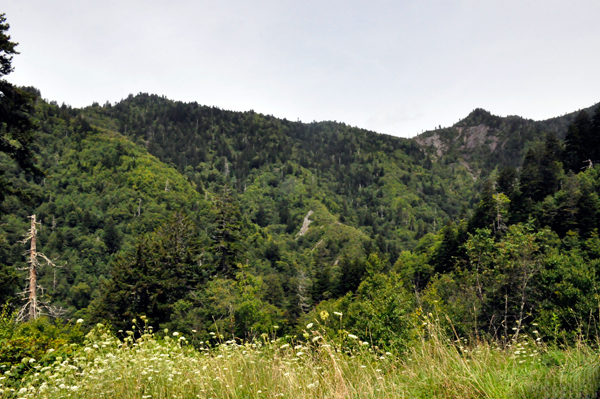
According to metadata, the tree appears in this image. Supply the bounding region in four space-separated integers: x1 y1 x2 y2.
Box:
590 105 600 163
0 13 38 203
563 110 592 173
209 186 242 277
90 214 203 331
0 13 18 77
469 179 496 231
17 215 62 321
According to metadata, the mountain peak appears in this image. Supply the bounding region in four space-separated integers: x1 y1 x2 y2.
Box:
454 108 504 129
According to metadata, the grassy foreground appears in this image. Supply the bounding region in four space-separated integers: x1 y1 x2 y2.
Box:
1 321 599 399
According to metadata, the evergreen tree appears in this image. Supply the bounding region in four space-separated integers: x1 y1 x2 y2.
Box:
563 110 592 173
334 256 366 296
102 217 121 254
0 13 39 203
590 105 600 163
539 132 563 198
209 186 242 277
519 148 544 202
576 177 600 237
91 214 202 330
430 220 468 274
469 179 496 231
496 167 518 199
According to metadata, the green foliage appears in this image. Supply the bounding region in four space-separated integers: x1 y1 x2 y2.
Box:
89 213 203 331
0 309 84 381
0 13 39 203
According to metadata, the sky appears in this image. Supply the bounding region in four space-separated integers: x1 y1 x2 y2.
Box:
3 0 600 138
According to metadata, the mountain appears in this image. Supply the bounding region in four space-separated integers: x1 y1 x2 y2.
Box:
414 104 600 180
2 91 599 337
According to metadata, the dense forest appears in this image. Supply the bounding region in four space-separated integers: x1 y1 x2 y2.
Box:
1 89 599 348
1 8 600 355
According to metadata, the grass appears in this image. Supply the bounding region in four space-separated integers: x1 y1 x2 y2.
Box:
0 320 598 399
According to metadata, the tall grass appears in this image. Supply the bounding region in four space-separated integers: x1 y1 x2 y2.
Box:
1 319 598 399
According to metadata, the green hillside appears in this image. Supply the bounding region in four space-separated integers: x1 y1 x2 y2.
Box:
0 94 481 331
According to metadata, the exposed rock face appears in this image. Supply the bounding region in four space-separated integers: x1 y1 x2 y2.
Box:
296 210 313 237
415 133 447 158
416 124 500 160
457 125 499 152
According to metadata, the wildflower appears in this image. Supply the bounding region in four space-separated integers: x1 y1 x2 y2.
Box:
320 310 329 321
173 332 179 336
306 323 314 329
347 334 358 339
280 344 290 349
273 325 279 329
77 318 84 323
334 312 343 316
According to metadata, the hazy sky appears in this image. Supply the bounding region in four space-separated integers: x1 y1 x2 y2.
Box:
3 0 600 137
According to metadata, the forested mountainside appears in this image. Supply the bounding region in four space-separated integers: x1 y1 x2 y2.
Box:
2 87 600 347
0 92 478 333
415 104 600 180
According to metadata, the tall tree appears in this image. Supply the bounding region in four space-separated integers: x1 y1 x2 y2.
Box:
209 186 243 277
590 105 600 164
0 13 38 203
563 110 592 173
91 214 202 330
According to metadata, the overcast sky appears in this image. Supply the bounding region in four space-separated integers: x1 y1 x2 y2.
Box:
3 0 600 137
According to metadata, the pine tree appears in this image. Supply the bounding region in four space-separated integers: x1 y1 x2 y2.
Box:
91 214 202 330
469 179 496 231
539 132 563 198
496 167 518 199
520 148 544 202
209 186 242 277
563 110 592 173
590 105 600 163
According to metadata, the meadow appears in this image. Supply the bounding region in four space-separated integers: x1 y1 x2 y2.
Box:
1 315 598 399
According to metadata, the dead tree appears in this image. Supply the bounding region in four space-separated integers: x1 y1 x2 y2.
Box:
17 215 62 321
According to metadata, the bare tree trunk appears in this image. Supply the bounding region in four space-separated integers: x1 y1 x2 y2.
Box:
28 215 38 320
18 215 62 321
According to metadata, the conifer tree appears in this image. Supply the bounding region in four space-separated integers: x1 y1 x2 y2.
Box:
590 105 600 163
0 13 38 203
469 179 496 231
563 110 592 173
91 214 202 330
209 186 242 277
